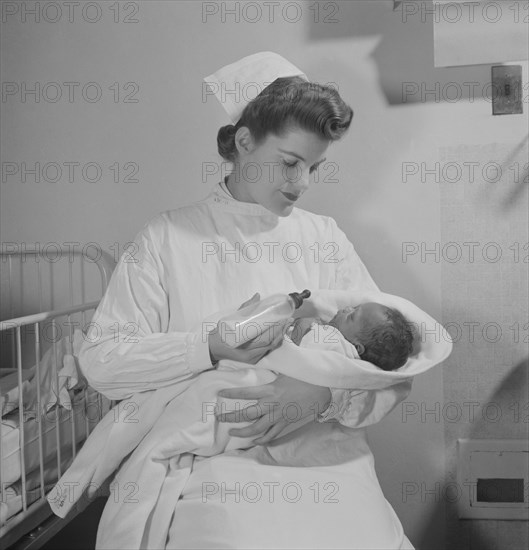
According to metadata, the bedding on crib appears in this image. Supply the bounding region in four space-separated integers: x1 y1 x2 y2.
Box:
0 389 103 523
0 331 108 525
1 329 87 417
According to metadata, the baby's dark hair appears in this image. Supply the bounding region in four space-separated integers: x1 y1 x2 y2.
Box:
358 307 415 372
217 76 353 163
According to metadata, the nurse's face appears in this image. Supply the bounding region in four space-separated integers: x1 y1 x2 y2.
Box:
231 126 330 217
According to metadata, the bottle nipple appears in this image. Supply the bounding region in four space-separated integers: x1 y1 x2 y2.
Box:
289 289 311 309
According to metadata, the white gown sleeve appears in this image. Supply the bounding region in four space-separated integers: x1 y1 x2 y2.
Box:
317 218 413 427
78 220 213 401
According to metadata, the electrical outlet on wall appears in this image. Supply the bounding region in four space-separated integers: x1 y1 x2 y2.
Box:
457 439 529 520
492 65 523 115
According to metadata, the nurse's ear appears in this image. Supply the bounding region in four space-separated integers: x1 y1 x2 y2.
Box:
234 126 257 156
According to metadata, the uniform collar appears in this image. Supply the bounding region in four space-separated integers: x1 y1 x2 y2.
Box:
206 177 280 218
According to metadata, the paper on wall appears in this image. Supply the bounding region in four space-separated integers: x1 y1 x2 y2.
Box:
433 0 528 67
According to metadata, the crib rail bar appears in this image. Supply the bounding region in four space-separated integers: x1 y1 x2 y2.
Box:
16 328 28 512
0 499 55 547
0 301 100 330
2 511 67 550
52 321 62 480
35 323 45 501
0 246 113 295
66 315 78 462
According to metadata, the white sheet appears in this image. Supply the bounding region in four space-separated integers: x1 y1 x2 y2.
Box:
1 447 78 525
0 388 101 486
97 368 410 549
165 429 415 549
0 330 86 418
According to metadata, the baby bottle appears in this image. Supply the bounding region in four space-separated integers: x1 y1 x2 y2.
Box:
219 289 311 348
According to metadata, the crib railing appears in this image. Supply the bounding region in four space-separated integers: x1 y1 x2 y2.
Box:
0 245 114 549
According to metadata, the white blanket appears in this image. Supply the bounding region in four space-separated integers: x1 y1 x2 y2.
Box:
1 329 85 418
47 289 452 549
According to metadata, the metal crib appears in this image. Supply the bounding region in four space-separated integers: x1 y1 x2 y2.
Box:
0 244 114 549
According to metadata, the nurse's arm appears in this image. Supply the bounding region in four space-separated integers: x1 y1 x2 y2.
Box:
78 221 214 401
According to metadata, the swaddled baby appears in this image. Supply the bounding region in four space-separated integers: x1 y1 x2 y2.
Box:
289 302 415 372
96 301 417 470
48 292 447 538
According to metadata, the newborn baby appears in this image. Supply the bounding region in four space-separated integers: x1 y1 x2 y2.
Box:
289 302 415 371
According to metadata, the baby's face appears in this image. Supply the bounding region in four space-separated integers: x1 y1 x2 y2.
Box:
328 302 388 345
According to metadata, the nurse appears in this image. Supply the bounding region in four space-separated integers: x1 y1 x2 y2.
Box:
80 52 415 549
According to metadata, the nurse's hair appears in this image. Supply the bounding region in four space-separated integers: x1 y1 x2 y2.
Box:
217 77 353 163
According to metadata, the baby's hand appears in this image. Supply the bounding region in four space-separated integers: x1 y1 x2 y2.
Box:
289 317 319 346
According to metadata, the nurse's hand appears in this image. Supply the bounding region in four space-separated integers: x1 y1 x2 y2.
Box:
216 374 332 444
208 293 293 365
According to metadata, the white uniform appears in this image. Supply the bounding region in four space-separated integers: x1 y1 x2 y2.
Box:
80 179 414 549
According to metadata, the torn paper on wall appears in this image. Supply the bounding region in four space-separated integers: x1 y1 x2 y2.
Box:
433 0 529 67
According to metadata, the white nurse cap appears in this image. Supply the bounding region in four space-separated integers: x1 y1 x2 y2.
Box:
203 51 308 125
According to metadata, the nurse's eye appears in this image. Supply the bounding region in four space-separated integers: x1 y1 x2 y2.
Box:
283 159 319 175
310 161 324 174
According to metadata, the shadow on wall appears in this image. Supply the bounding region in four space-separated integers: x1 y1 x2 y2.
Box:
307 0 492 105
417 358 529 550
475 134 529 213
